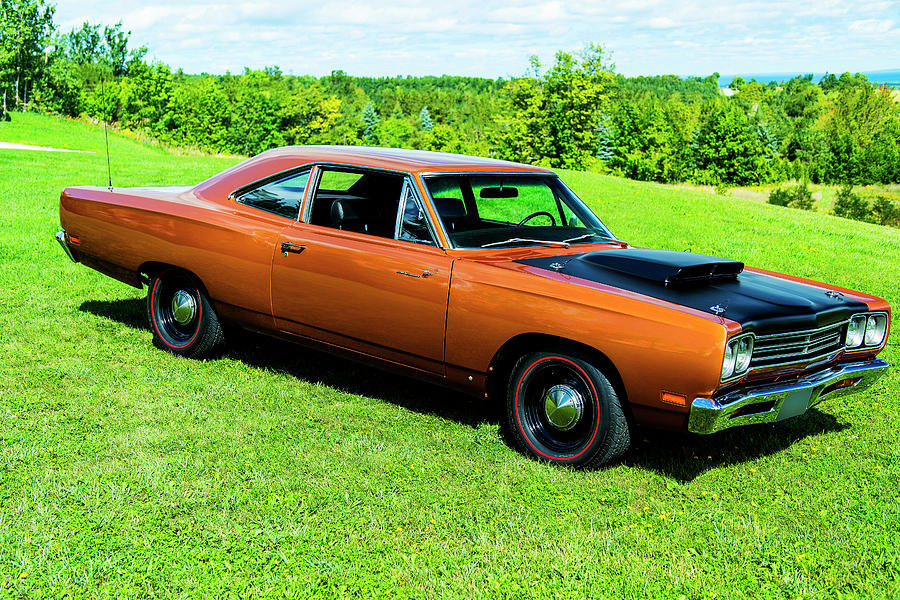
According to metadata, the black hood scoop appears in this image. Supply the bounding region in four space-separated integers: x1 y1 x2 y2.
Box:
517 248 869 334
578 249 744 287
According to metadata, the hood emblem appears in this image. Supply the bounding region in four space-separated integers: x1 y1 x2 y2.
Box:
825 290 844 300
709 304 726 315
549 262 566 271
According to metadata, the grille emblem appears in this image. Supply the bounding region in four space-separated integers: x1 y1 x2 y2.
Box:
709 304 726 315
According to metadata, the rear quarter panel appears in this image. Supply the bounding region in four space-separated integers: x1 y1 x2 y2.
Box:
59 186 283 323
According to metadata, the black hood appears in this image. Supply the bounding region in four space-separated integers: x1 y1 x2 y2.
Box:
518 248 868 335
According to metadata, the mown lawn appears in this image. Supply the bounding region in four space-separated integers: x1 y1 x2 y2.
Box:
1 112 898 598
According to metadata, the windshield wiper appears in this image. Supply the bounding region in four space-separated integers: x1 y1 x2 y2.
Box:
563 233 624 245
481 237 571 248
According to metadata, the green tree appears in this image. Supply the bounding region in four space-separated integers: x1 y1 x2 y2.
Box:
103 22 129 76
693 102 765 185
62 22 102 64
728 76 745 91
494 44 615 168
0 0 56 106
832 185 871 221
278 85 342 146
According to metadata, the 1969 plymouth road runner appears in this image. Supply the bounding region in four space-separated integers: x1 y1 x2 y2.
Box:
56 146 891 468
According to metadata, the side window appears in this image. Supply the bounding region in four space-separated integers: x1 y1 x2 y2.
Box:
397 185 436 246
307 168 404 239
237 170 310 220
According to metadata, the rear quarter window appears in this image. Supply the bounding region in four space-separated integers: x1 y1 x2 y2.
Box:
237 170 310 219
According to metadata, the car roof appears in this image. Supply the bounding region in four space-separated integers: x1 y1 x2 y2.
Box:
255 145 554 174
194 145 556 200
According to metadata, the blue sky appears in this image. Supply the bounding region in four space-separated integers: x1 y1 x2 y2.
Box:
54 0 899 78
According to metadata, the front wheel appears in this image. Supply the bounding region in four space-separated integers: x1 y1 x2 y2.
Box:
505 351 630 468
146 270 225 359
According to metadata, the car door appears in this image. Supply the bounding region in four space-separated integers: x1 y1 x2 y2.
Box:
270 168 452 375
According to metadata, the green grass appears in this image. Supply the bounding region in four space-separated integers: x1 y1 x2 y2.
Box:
1 112 899 598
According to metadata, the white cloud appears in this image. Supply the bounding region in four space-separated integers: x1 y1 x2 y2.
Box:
51 0 900 78
643 16 679 29
849 19 896 34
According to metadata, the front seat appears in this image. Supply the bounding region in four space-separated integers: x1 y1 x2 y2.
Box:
434 197 467 231
331 199 363 232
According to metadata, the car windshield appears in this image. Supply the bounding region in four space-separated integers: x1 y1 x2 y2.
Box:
422 174 615 249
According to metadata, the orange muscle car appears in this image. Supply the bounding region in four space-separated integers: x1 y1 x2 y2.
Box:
56 147 891 468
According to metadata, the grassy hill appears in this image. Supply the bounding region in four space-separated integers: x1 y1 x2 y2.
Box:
1 113 898 598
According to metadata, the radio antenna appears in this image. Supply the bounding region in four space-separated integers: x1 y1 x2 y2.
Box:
100 74 113 191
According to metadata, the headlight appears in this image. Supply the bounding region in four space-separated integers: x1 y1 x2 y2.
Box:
864 314 887 346
721 343 736 380
846 316 866 348
846 312 888 349
734 335 754 373
722 333 754 381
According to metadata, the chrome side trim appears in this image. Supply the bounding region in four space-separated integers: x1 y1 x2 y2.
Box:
689 359 889 434
55 230 77 262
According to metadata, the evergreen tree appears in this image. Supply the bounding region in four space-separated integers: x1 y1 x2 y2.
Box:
594 112 615 164
361 101 379 142
418 105 434 132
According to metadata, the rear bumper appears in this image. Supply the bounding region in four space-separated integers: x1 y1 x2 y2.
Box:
55 230 78 263
688 359 889 434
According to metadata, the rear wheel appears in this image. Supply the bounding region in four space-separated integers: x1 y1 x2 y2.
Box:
146 270 225 358
505 351 630 468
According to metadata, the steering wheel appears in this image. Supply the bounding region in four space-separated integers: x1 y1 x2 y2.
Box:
517 211 556 226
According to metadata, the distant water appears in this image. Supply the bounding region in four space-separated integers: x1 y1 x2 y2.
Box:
714 69 900 88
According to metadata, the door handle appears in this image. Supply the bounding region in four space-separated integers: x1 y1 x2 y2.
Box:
396 268 439 279
281 242 306 257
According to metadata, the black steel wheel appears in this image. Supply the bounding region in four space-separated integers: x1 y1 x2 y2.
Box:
505 351 630 468
146 270 225 358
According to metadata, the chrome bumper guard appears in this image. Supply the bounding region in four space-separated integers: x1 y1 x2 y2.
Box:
55 230 77 262
689 359 889 434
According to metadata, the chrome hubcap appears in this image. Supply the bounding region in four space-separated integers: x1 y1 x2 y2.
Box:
543 384 584 431
171 290 197 325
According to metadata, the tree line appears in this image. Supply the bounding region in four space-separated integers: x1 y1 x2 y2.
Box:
2 0 898 192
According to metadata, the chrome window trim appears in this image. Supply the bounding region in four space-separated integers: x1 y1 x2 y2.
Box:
299 163 443 247
229 166 313 221
413 173 453 248
393 179 440 247
417 171 618 250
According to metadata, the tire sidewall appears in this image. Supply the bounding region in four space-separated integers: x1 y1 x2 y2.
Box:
507 351 622 468
147 270 212 356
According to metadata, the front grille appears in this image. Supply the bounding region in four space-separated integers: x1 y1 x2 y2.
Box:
750 321 846 369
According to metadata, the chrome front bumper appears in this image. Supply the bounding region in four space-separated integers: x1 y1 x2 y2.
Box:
55 230 77 262
688 359 889 434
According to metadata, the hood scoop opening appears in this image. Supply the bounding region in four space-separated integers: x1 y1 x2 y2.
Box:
577 248 744 287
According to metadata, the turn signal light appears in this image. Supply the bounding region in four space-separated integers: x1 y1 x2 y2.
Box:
661 393 687 407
